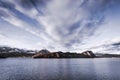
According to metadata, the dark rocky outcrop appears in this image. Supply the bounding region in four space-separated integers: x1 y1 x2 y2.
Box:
33 51 96 58
81 51 95 58
0 55 6 58
0 53 35 58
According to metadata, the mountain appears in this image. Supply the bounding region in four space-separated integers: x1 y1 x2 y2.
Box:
1 46 119 58
32 51 96 58
81 51 96 58
95 53 120 58
0 46 35 57
0 46 36 53
0 46 96 58
37 49 50 54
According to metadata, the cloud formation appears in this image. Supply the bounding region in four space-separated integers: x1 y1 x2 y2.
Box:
0 0 120 51
89 38 120 54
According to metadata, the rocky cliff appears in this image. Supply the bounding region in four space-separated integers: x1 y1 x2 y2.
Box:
0 46 96 58
32 51 96 58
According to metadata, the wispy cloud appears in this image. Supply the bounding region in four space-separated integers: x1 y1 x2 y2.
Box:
0 32 8 38
0 0 120 51
36 0 107 47
88 38 120 54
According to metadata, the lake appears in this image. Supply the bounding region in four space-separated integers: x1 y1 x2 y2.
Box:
0 58 120 80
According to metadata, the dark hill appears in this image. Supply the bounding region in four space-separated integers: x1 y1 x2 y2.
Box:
32 51 96 58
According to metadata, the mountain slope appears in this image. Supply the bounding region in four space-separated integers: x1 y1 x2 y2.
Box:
32 51 96 58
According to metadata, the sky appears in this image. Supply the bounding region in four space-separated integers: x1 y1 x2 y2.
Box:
0 0 120 54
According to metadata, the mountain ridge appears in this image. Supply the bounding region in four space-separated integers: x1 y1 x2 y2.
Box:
0 46 120 58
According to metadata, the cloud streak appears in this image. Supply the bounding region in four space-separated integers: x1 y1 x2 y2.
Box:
0 0 120 51
89 38 120 54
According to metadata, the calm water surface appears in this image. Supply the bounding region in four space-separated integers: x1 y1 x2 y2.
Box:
0 58 120 80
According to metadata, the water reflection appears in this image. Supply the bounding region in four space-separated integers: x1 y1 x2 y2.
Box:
93 58 120 80
0 58 120 80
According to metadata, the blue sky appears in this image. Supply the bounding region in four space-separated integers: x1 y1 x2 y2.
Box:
0 0 120 54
